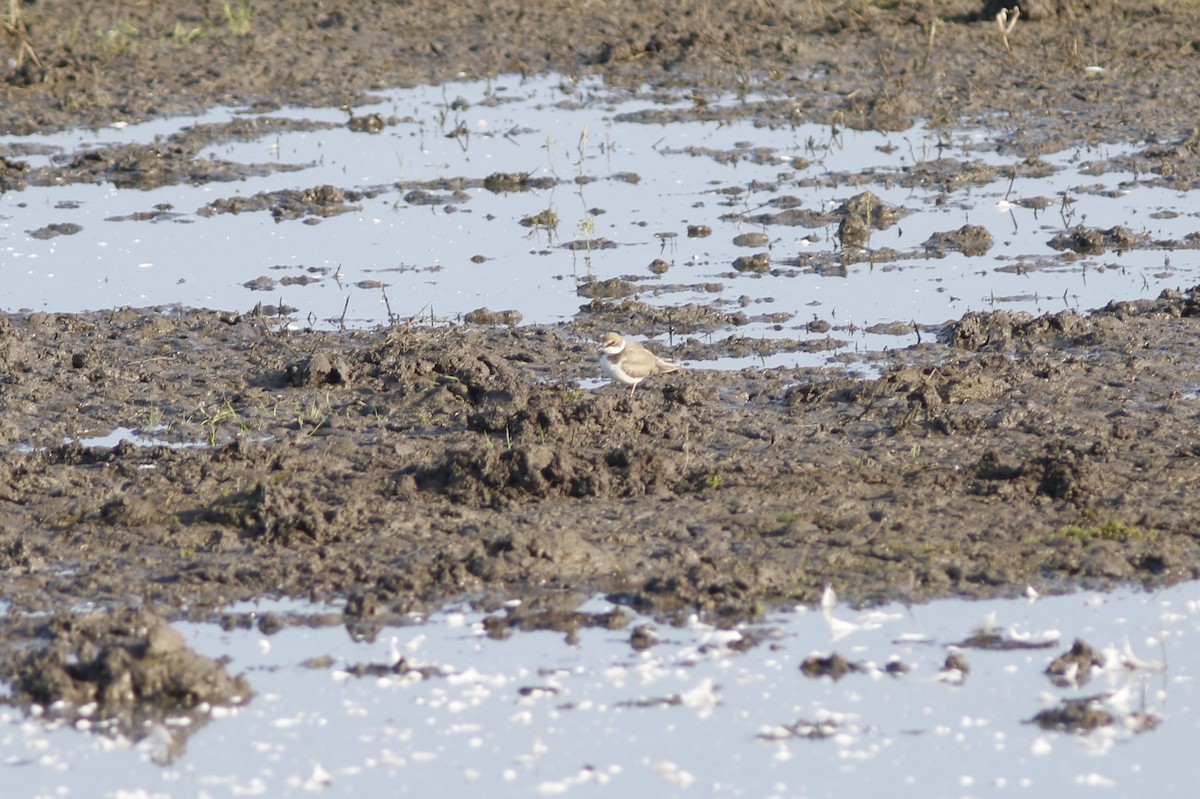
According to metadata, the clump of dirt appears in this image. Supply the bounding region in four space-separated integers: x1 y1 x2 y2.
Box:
758 718 842 741
835 191 904 249
199 184 376 220
941 652 971 680
27 222 82 239
798 652 906 679
1045 638 1105 686
0 608 251 740
0 155 29 191
482 604 632 644
733 253 772 273
484 172 554 193
898 158 1002 193
578 277 639 299
463 308 524 326
924 225 994 258
1029 694 1158 735
945 309 1094 351
1048 225 1147 255
800 654 863 680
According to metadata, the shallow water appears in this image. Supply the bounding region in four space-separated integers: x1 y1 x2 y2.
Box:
3 74 1198 795
2 75 1194 369
3 584 1196 797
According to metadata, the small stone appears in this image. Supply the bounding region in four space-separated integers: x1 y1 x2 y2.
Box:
732 232 769 247
733 252 771 273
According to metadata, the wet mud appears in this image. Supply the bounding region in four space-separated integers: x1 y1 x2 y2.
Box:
0 607 250 759
1 289 1199 629
4 0 1200 723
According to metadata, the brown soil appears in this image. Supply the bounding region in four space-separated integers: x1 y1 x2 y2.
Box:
2 292 1198 625
3 0 1200 711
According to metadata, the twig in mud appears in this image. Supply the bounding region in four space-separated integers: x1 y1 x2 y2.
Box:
996 7 1020 54
129 354 178 367
921 19 939 71
4 0 40 68
381 286 397 326
544 133 558 180
575 125 588 179
404 301 430 329
1058 194 1076 227
682 424 691 475
339 296 350 331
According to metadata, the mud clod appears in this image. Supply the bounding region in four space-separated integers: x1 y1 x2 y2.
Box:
1045 638 1105 686
947 310 1092 351
348 113 387 133
800 653 861 680
924 225 994 258
578 278 638 298
1 608 251 736
836 191 903 249
1029 695 1114 733
464 307 524 326
941 652 971 678
28 222 82 239
291 351 351 386
483 172 541 193
733 232 769 248
733 253 771 273
1048 225 1146 255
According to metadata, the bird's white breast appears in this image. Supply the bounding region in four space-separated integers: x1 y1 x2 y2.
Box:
599 352 638 385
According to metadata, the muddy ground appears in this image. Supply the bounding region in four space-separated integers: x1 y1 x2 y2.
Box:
2 292 1198 627
2 0 1200 691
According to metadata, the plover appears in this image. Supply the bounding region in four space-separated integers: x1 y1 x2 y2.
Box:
598 332 679 398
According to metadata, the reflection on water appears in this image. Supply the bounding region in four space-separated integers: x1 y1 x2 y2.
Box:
0 75 1192 370
2 583 1197 796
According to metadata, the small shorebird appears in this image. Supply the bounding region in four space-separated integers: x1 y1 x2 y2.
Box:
598 332 679 398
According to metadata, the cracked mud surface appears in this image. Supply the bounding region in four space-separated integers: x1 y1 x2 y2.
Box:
2 4 1200 709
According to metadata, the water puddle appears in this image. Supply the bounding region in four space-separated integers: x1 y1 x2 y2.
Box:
14 425 273 455
71 426 198 450
2 75 1196 369
3 583 1197 796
